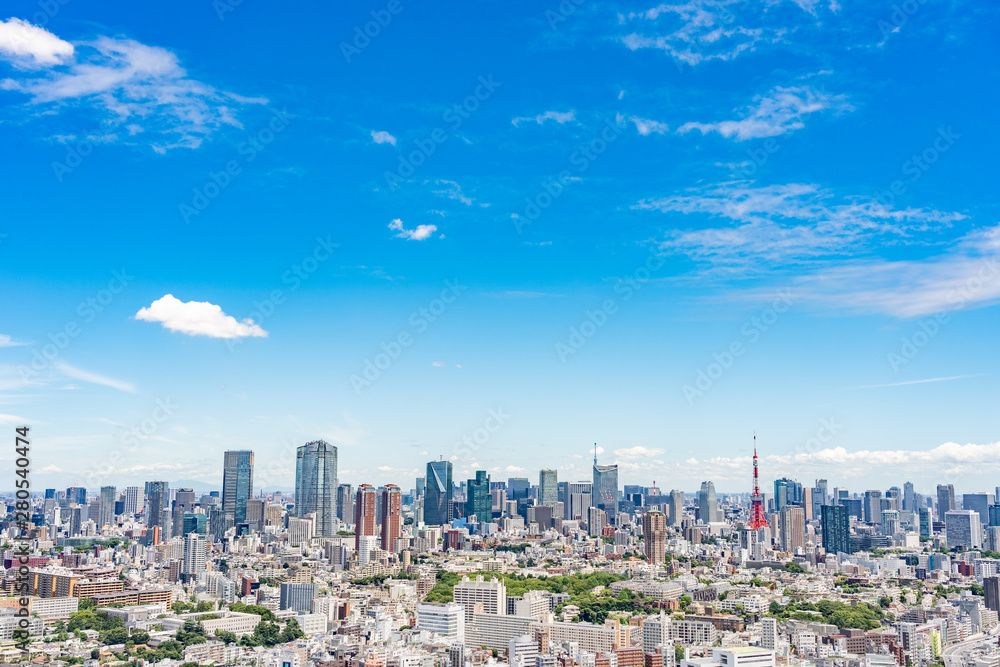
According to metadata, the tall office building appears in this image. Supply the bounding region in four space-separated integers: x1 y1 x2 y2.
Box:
774 478 801 511
989 505 1000 528
508 478 530 500
538 469 558 507
425 460 454 526
124 486 143 515
222 450 254 524
182 532 206 581
355 484 378 551
946 509 982 550
963 493 992 526
985 577 1000 613
821 504 850 554
778 506 806 553
882 509 901 536
919 507 932 538
144 481 169 537
587 506 607 537
903 481 916 512
863 490 883 524
698 481 719 524
381 484 402 552
566 481 592 521
668 490 684 526
66 487 87 506
279 583 316 613
98 486 116 528
593 460 619 523
337 483 354 522
295 440 337 538
937 484 956 519
815 479 828 506
643 510 667 564
466 471 492 522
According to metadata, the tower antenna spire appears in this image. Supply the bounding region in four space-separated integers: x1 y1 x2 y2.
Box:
748 433 769 530
594 442 598 466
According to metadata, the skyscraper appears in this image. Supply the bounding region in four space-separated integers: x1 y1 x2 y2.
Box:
466 471 492 522
984 577 1000 613
698 481 718 524
381 484 402 551
425 460 454 526
144 481 169 537
538 469 558 507
66 487 87 506
963 493 991 526
643 510 667 564
355 484 377 551
182 532 206 582
937 484 956 519
337 483 354 522
222 450 254 524
124 486 143 515
295 440 337 538
593 459 619 524
989 505 1000 528
98 486 116 528
919 507 932 538
668 490 684 526
566 481 592 521
821 504 850 554
778 506 806 553
507 477 530 500
945 509 982 550
903 481 916 512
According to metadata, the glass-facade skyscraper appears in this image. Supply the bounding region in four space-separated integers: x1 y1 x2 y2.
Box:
593 463 618 523
424 460 453 526
98 485 116 528
821 503 851 554
222 450 254 524
538 469 558 507
466 470 491 522
295 440 337 538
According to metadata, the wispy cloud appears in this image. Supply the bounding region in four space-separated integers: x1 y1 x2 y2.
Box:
677 85 851 141
54 361 135 393
627 115 670 135
136 294 269 339
0 21 266 151
0 334 25 347
848 375 976 389
512 110 576 126
431 179 488 207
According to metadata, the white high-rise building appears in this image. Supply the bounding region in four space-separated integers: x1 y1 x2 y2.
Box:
946 510 983 550
454 575 507 623
510 635 539 667
416 602 465 643
182 533 206 578
358 534 379 567
760 617 777 650
124 486 143 515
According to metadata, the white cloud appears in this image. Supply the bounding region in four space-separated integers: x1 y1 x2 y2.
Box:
614 446 666 459
371 130 396 145
54 361 135 393
0 17 72 68
0 412 28 425
677 85 851 141
639 182 965 269
135 294 269 338
512 110 576 126
388 218 438 241
629 116 670 135
0 334 24 347
432 361 445 367
1 29 266 151
505 465 527 473
432 179 488 207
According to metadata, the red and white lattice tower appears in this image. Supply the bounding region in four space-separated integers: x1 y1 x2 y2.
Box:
748 434 769 530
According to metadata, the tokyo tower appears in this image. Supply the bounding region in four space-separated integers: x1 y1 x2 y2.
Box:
748 434 769 530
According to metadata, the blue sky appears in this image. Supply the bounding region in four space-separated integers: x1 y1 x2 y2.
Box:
1 0 998 495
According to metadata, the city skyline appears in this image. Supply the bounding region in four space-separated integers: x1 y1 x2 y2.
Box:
1 1 998 493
